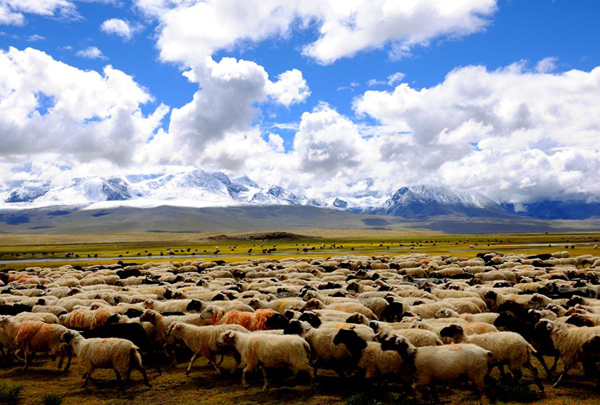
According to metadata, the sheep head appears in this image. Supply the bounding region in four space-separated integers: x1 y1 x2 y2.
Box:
439 324 465 343
380 335 416 371
333 328 366 363
217 331 236 349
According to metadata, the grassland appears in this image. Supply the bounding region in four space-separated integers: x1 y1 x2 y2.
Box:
1 230 599 270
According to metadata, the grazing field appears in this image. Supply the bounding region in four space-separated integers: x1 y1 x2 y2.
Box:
0 231 599 405
1 231 599 270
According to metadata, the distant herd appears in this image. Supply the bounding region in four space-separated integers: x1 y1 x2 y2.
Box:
0 250 599 404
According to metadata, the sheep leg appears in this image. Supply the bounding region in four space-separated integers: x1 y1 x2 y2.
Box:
549 355 560 374
242 364 256 388
231 351 241 373
64 348 73 372
429 383 440 404
129 362 151 388
497 364 509 382
23 348 31 371
186 352 201 375
533 352 552 379
553 367 569 388
260 366 270 391
523 360 544 393
215 354 225 366
82 367 96 388
57 353 64 370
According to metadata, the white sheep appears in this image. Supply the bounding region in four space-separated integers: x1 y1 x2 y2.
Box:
333 328 409 383
440 324 544 392
216 330 313 390
59 330 150 388
536 319 600 387
166 322 248 375
380 335 493 404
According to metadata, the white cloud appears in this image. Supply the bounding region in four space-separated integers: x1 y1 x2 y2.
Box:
265 69 310 107
0 47 168 165
150 0 498 66
535 56 558 73
76 46 107 60
142 56 310 167
27 34 45 42
354 62 600 202
387 72 405 85
100 18 136 41
368 72 406 87
0 0 79 26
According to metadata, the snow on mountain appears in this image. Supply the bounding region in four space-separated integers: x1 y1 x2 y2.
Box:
5 183 51 203
4 175 597 220
367 185 512 219
250 185 323 207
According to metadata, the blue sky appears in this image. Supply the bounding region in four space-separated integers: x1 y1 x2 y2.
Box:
1 0 600 204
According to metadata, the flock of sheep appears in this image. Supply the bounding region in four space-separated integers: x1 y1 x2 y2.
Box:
0 250 599 404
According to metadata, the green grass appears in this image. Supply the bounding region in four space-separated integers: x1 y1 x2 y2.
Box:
42 394 64 405
0 382 23 405
1 231 599 271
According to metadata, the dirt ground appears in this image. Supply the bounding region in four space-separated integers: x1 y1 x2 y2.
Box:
0 353 598 405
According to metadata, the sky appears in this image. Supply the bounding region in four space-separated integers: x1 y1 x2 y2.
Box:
1 0 600 204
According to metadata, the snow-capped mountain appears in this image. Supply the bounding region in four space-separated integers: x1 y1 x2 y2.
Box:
5 184 51 203
367 185 513 219
0 170 322 210
2 174 598 220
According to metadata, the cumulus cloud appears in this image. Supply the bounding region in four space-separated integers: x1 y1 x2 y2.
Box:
100 18 137 40
0 47 168 165
265 69 310 107
143 56 310 166
0 0 79 26
149 0 498 66
354 62 600 202
76 46 107 59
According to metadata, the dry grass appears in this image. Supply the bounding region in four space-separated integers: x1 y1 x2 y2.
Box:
0 351 598 405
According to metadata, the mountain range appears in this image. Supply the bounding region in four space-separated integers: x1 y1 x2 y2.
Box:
1 170 599 221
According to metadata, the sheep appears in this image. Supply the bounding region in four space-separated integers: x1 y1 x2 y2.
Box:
143 299 204 313
31 305 68 317
216 330 314 390
283 321 360 379
13 320 73 371
332 328 409 383
380 334 494 404
248 298 305 314
216 309 288 331
303 299 377 319
377 328 443 347
166 322 247 375
60 308 112 330
80 322 162 374
139 309 207 365
535 319 600 386
15 312 59 324
59 330 150 388
439 324 544 392
0 316 24 360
